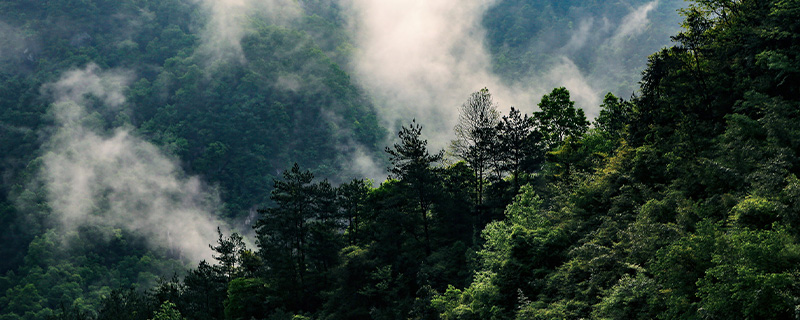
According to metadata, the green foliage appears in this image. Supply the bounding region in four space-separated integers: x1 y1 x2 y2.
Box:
695 226 800 319
254 164 340 312
0 226 187 320
729 196 783 229
338 179 371 246
181 262 227 320
321 245 378 320
496 107 541 183
94 289 153 320
5 0 800 319
434 185 569 319
594 93 633 144
139 23 385 217
532 87 589 151
430 273 504 320
150 301 184 320
2 284 48 319
592 274 659 320
438 1 800 318
209 229 253 281
223 278 269 320
386 120 444 255
0 1 383 317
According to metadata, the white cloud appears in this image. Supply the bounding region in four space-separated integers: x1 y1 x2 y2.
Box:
39 64 226 262
544 57 602 116
613 0 660 45
342 0 538 151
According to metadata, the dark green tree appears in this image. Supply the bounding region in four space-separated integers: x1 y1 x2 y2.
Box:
337 179 371 245
223 278 271 320
209 228 246 281
254 163 338 312
95 289 154 320
594 92 633 141
181 261 227 320
386 120 443 255
496 106 541 186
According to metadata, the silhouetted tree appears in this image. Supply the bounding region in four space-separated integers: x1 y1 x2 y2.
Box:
452 88 501 206
386 120 443 255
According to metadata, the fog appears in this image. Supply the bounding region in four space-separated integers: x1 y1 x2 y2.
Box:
342 0 527 151
23 1 682 239
193 0 302 63
341 0 680 151
180 0 681 178
38 64 225 262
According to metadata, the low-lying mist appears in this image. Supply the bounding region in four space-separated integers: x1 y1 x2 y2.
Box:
37 64 226 263
171 0 683 180
192 0 302 63
341 0 682 153
15 1 685 238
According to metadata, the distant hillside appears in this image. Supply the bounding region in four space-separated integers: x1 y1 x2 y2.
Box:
484 0 684 96
0 0 383 315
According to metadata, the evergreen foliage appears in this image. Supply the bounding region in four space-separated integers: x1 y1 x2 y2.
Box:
3 0 800 319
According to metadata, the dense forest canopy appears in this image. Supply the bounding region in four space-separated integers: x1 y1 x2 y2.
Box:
2 0 800 319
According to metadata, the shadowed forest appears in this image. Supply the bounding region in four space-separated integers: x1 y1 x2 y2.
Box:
1 0 800 319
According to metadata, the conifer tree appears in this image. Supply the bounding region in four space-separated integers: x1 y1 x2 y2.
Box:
386 120 443 255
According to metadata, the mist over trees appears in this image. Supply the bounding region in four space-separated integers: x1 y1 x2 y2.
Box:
2 0 800 319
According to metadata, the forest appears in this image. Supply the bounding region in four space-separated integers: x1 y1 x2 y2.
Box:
1 0 800 319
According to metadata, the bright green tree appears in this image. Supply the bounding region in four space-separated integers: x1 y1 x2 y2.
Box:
532 87 589 151
150 301 185 320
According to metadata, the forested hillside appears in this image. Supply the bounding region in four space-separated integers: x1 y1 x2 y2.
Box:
3 0 800 319
0 0 382 317
484 0 684 95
